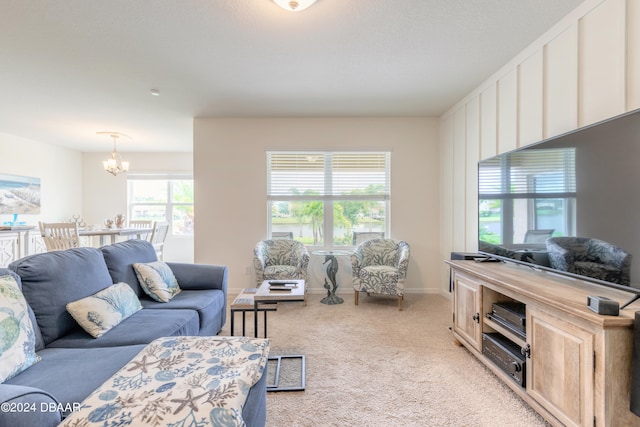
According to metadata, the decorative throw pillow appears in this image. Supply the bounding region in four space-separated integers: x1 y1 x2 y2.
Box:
0 274 41 382
132 262 181 302
66 282 143 338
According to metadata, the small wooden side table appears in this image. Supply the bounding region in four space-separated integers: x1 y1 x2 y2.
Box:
230 288 276 337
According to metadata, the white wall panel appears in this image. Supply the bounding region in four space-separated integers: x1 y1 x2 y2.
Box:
579 0 626 126
480 83 498 160
519 50 544 147
439 115 454 292
628 0 640 110
498 69 518 153
544 25 579 138
452 108 467 251
465 97 480 250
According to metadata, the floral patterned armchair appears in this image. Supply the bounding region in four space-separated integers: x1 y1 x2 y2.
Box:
351 239 410 310
546 237 632 286
253 239 310 286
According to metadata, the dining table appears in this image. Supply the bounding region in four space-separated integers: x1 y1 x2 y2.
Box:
78 227 152 246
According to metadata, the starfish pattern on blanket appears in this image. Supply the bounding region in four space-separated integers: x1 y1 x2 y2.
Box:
59 336 270 427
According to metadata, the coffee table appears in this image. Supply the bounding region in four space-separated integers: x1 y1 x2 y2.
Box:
253 279 306 392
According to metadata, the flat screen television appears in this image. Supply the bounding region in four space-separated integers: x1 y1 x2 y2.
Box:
477 107 640 304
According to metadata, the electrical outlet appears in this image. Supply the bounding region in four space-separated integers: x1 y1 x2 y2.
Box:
244 266 251 275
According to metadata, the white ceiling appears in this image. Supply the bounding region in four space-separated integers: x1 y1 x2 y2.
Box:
1 0 584 153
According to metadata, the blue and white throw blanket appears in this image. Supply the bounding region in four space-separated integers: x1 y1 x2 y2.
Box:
60 336 270 427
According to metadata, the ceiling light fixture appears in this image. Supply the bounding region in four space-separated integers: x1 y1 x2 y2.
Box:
97 131 130 176
273 0 317 12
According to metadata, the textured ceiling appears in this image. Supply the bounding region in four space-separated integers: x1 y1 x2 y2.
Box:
0 0 584 152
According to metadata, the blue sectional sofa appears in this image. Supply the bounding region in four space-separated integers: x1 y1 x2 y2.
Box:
0 239 267 427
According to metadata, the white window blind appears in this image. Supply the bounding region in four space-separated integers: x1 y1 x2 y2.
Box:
267 152 390 199
479 148 576 196
267 151 391 247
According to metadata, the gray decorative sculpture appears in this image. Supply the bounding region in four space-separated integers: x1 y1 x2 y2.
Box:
321 254 344 305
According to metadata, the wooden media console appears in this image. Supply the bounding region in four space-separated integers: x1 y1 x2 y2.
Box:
447 259 640 427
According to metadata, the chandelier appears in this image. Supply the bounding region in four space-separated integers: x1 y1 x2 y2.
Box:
273 0 317 12
98 132 130 176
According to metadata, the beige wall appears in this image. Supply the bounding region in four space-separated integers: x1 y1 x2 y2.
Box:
0 132 82 225
82 152 194 262
438 0 640 292
194 117 439 295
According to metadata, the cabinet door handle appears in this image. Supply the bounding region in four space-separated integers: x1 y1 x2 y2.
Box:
473 313 480 323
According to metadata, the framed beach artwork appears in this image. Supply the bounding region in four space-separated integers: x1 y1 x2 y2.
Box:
0 173 41 214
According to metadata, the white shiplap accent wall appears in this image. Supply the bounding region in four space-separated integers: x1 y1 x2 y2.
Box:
438 0 639 292
544 24 579 137
579 0 627 126
519 50 544 147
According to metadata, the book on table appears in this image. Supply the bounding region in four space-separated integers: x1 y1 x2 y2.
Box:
268 281 298 291
268 281 298 287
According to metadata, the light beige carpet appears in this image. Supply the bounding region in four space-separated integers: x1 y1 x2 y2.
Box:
221 293 550 427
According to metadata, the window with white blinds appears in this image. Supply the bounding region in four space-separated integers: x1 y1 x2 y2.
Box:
267 151 390 247
478 147 576 246
479 148 576 197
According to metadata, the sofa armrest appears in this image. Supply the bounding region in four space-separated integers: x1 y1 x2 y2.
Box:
0 385 62 427
167 263 228 293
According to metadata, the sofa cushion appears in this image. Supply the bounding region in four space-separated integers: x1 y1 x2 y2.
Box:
5 345 146 418
101 240 157 297
140 289 226 335
45 308 200 349
0 274 40 382
9 247 114 346
132 261 181 302
66 282 143 338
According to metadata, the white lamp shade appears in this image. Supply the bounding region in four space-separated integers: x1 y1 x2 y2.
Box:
273 0 317 12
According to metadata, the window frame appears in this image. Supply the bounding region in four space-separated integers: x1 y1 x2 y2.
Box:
266 151 391 248
478 148 576 247
127 173 194 237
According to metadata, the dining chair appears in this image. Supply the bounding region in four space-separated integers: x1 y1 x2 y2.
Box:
149 221 170 260
352 231 385 246
129 219 153 240
271 231 294 240
39 221 81 251
523 229 554 244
